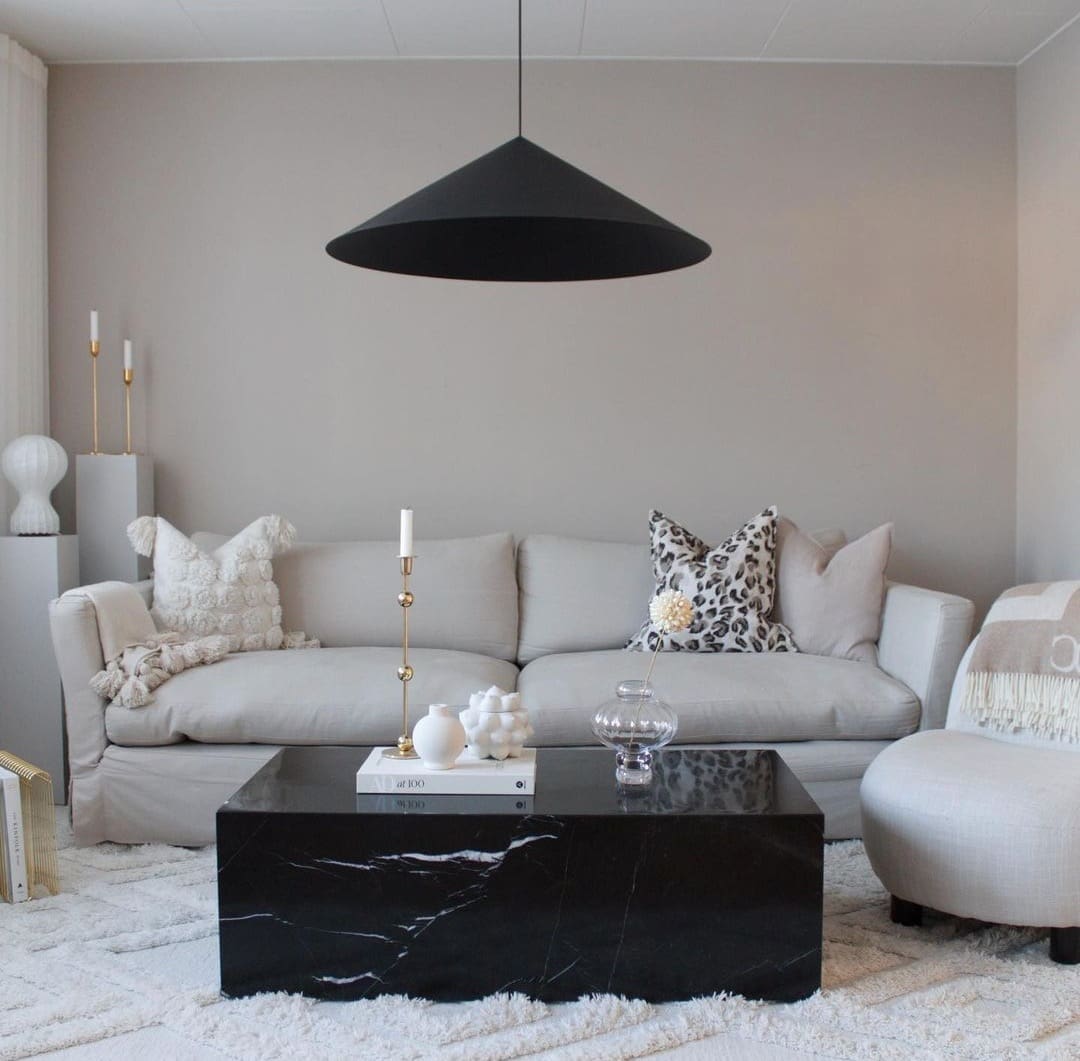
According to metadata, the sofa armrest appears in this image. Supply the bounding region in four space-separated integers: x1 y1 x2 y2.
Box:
48 579 155 779
877 582 975 731
49 590 109 777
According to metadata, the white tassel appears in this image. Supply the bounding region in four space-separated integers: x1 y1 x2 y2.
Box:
90 631 231 708
283 631 320 650
127 516 158 557
90 662 125 700
263 515 297 552
120 675 150 707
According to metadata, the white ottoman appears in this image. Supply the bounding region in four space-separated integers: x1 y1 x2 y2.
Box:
861 728 1080 963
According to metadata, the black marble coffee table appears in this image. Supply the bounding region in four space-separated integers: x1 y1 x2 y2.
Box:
217 746 823 1003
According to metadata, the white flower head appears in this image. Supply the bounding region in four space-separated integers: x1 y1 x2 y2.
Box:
649 589 693 634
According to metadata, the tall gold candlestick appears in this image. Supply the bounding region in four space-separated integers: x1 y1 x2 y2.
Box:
123 368 134 454
90 340 101 454
384 555 419 760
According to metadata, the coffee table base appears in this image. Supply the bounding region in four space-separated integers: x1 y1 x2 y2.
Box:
218 806 822 1003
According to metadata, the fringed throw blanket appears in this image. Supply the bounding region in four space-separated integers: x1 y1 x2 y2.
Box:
962 580 1080 741
85 581 231 708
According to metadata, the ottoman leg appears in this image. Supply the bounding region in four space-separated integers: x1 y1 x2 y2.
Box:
1050 927 1079 965
890 895 923 927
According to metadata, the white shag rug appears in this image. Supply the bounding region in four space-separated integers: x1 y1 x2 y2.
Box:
1 823 1078 1061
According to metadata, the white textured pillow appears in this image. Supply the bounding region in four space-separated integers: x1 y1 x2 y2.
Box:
127 515 297 652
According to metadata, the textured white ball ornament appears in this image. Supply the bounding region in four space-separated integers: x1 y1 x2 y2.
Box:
460 685 534 761
1 434 68 535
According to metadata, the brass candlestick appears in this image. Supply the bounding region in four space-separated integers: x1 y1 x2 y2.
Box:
123 367 134 454
383 555 419 759
89 340 101 454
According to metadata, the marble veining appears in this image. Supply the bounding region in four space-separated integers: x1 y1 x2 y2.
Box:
218 747 824 1003
315 832 559 872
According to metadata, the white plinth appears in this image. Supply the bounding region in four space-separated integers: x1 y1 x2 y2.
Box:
76 454 153 585
0 535 79 798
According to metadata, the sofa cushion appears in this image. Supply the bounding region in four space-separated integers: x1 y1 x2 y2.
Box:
518 650 920 746
773 519 892 665
627 507 795 654
105 647 518 747
517 536 653 665
191 532 518 662
132 515 297 651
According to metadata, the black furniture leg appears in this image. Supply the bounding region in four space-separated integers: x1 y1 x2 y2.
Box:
1050 927 1079 964
890 895 923 927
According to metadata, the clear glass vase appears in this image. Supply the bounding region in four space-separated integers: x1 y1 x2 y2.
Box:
591 680 678 785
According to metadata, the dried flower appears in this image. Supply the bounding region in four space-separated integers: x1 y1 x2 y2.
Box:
649 589 693 634
642 589 695 691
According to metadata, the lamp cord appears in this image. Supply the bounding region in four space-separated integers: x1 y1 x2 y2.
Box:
518 0 523 136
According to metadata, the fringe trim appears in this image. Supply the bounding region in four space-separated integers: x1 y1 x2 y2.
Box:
962 671 1080 742
90 632 231 708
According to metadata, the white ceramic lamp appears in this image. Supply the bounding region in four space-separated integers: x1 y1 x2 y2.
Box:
1 435 68 535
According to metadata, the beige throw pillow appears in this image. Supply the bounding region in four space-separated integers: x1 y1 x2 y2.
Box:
773 518 892 663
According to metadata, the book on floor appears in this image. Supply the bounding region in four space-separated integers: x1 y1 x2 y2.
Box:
0 751 59 901
0 765 28 903
357 748 537 795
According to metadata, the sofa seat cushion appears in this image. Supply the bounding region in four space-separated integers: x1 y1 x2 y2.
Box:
517 650 920 746
105 647 518 747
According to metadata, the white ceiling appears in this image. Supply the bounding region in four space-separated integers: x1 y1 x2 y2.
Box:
1 0 1078 66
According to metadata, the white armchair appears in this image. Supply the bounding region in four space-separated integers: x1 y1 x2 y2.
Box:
861 640 1080 964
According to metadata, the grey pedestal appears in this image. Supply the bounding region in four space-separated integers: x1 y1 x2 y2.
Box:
76 454 153 585
0 535 79 798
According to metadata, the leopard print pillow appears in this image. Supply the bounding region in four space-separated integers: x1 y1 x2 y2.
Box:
627 507 796 653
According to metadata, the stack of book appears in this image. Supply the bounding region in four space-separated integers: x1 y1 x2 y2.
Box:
0 751 59 903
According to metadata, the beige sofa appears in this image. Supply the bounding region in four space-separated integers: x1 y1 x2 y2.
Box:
49 531 974 846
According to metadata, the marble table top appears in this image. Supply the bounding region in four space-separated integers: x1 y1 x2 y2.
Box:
220 745 822 820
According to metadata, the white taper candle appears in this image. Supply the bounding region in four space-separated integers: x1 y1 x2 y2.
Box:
90 310 99 343
400 508 414 557
123 339 133 371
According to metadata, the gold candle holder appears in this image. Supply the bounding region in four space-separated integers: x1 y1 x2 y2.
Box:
123 367 134 454
383 555 419 760
89 339 101 454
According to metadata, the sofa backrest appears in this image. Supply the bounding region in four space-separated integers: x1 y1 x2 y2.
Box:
187 524 849 666
192 531 518 662
517 535 653 664
514 527 848 665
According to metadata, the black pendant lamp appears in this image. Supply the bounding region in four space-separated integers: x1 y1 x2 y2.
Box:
326 3 711 282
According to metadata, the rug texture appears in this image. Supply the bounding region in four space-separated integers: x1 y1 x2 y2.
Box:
1 832 1078 1060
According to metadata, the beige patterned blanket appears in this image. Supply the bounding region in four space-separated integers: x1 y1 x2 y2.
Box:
83 581 230 708
962 581 1080 741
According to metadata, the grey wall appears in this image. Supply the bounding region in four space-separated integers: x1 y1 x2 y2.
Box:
48 59 1017 612
1018 25 1080 583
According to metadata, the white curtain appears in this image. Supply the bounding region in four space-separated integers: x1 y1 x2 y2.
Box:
0 35 48 528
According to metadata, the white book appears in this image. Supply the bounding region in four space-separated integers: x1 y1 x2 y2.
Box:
0 767 28 903
357 748 537 796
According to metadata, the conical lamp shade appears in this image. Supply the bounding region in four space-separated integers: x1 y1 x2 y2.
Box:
326 136 711 281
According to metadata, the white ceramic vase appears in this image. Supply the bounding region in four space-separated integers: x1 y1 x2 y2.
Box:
1 434 68 535
412 703 467 770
